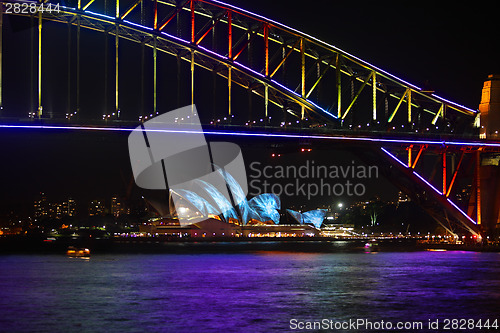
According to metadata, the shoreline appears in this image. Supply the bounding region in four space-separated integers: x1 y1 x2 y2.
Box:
1 235 498 254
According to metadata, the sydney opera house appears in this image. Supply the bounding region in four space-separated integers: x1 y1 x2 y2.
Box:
139 169 328 238
131 107 328 238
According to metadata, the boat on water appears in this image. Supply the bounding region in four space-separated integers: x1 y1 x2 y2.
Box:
364 239 380 252
66 246 90 257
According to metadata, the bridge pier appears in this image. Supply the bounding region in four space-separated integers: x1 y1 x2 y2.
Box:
479 75 500 139
478 75 500 236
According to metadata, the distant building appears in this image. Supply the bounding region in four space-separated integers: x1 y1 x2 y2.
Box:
34 193 49 218
55 198 76 218
54 202 66 218
111 196 128 218
34 193 76 219
68 198 76 216
479 74 500 139
89 200 106 216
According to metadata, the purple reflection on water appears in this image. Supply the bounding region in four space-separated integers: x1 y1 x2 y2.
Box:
0 251 499 332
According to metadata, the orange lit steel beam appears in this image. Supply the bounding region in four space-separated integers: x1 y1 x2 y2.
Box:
158 1 190 31
76 14 80 115
300 37 305 119
228 10 233 115
227 11 232 117
336 54 341 118
407 88 412 123
269 39 299 78
115 0 119 115
264 23 269 118
154 0 157 30
411 145 425 169
153 36 157 114
442 151 447 195
115 30 119 114
446 151 465 198
196 16 221 45
227 10 232 58
468 170 477 219
120 0 141 20
190 0 195 44
37 10 42 117
407 145 413 168
232 32 255 61
264 23 269 76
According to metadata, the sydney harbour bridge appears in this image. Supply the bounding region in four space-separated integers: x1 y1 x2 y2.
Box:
1 0 500 239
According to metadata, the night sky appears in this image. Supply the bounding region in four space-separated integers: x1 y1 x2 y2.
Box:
1 1 499 217
227 0 500 109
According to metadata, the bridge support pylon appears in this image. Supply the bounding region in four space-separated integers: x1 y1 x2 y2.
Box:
478 74 500 237
478 154 500 236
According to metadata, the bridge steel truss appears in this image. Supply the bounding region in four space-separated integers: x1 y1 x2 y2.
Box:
376 142 499 238
222 130 499 238
1 0 478 128
1 0 497 238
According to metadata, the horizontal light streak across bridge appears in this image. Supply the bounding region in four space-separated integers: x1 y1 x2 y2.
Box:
1 124 499 149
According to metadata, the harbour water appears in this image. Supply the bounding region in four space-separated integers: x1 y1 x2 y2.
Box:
0 250 499 332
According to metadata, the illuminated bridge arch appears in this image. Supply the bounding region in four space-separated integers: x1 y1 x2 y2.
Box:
4 0 477 131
